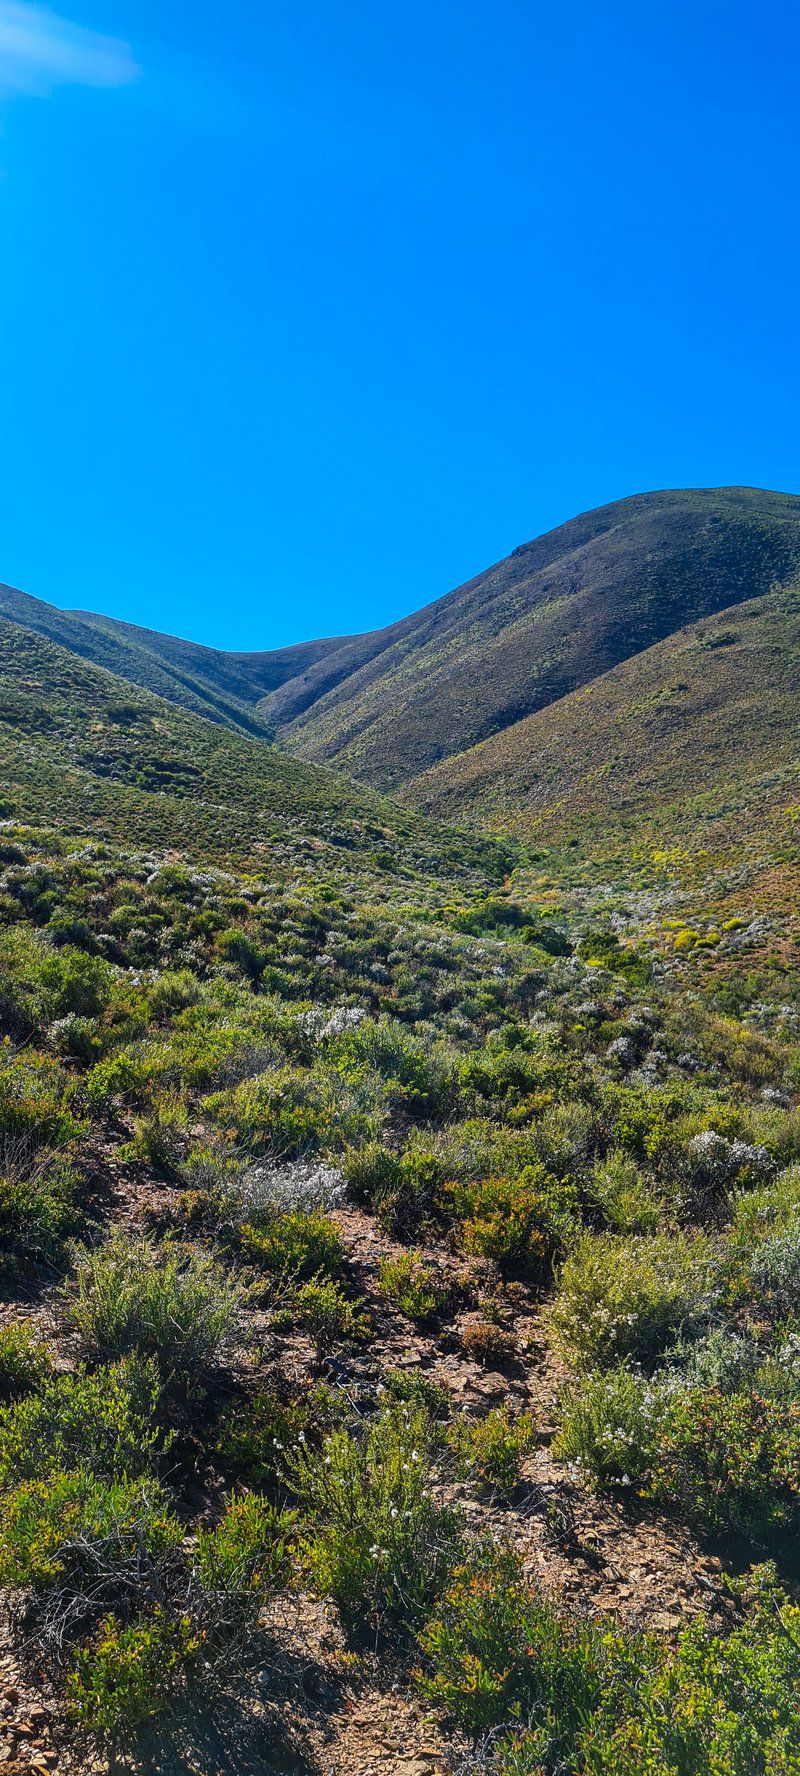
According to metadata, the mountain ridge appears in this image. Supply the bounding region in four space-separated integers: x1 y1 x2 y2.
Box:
262 486 800 786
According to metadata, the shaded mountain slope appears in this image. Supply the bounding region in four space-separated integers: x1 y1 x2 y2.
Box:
0 618 501 888
405 582 800 860
264 487 800 788
0 583 346 740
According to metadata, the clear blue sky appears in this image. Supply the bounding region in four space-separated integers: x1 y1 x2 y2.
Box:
1 0 798 649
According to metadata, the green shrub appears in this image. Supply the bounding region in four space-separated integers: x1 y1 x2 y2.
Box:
554 1367 655 1488
417 1540 607 1739
368 1147 443 1238
380 1369 452 1419
66 1610 197 1739
289 1401 461 1638
0 1360 166 1490
193 1493 294 1624
551 1231 717 1370
204 1063 376 1157
449 1164 577 1275
0 1468 181 1593
0 1049 82 1149
218 1382 342 1488
239 1209 344 1280
290 1275 370 1366
747 1232 800 1323
650 1381 800 1539
69 1232 241 1396
0 1154 79 1271
0 1320 50 1404
329 1016 452 1115
583 1566 800 1776
447 1406 536 1498
730 1164 800 1249
420 1550 800 1775
588 1149 661 1234
123 1092 188 1177
378 1250 453 1323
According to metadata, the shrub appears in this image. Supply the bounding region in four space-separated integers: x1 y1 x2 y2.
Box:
193 1493 294 1629
460 1319 517 1368
449 1165 577 1275
588 1149 661 1233
649 1381 800 1539
328 1016 451 1115
447 1406 536 1498
290 1275 370 1367
66 1610 197 1739
380 1370 452 1420
0 1050 82 1149
218 1383 342 1488
554 1367 655 1488
417 1540 606 1739
551 1231 717 1371
374 1148 443 1239
583 1566 800 1776
378 1251 453 1324
747 1232 800 1322
123 1093 188 1177
0 1320 50 1403
239 1209 344 1281
681 1128 773 1215
0 1152 78 1272
227 1160 346 1221
289 1401 461 1638
69 1232 241 1396
730 1164 800 1249
204 1063 376 1159
0 1468 181 1598
0 1360 166 1491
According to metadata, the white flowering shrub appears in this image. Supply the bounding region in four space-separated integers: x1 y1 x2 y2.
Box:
687 1130 772 1190
748 1232 800 1321
550 1231 719 1371
287 1400 460 1638
223 1159 346 1227
554 1367 655 1487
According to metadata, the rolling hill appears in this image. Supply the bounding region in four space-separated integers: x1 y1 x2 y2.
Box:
0 617 502 890
0 582 346 741
405 578 800 843
264 486 800 788
7 488 800 799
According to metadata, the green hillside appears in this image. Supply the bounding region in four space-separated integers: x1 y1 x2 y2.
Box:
0 617 501 890
407 582 800 974
4 511 800 1775
0 583 345 740
407 581 800 846
265 486 800 788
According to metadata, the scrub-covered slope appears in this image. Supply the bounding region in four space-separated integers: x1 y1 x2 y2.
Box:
0 617 501 888
406 582 800 854
0 582 345 740
265 486 800 788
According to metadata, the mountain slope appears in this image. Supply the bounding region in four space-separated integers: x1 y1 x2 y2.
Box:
405 582 800 860
0 617 501 888
0 583 346 740
264 487 800 788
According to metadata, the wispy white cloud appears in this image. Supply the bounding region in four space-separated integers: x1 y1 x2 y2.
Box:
0 1 139 96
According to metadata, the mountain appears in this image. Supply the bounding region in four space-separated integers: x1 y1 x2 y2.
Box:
0 616 501 889
263 486 800 788
6 488 800 798
0 582 347 740
405 582 800 859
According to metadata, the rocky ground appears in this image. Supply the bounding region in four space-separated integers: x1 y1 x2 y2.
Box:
0 1149 732 1776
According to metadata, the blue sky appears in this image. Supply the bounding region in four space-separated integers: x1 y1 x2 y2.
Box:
0 1 798 649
